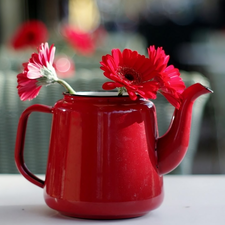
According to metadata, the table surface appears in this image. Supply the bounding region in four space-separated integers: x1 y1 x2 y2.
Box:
0 175 224 225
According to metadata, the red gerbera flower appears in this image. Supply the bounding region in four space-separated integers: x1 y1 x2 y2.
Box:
100 48 160 101
147 46 185 108
62 25 95 56
11 20 48 50
17 42 75 101
100 46 185 108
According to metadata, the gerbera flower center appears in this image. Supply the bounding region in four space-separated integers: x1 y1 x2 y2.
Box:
125 74 134 81
27 32 35 41
36 63 58 86
118 67 141 84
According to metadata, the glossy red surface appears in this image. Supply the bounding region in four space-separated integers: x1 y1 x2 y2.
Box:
15 84 212 219
46 94 163 218
157 83 212 175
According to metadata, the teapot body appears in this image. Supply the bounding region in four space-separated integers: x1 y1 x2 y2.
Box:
44 93 163 218
15 84 213 219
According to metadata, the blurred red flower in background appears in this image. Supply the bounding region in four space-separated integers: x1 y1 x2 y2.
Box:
62 25 95 56
11 20 48 50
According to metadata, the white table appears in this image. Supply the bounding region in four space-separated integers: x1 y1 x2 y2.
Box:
0 175 224 225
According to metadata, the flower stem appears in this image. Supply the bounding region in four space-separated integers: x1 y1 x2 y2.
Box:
118 87 126 96
57 79 76 94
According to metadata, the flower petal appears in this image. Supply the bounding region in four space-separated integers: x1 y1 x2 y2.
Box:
127 90 137 100
112 49 122 67
102 82 117 90
160 91 181 109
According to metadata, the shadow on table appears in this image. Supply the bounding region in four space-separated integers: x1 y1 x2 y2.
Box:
0 204 152 224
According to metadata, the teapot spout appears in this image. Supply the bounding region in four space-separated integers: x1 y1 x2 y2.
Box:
157 83 212 175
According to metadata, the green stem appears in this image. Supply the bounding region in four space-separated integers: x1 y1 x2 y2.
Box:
118 87 126 96
57 79 76 94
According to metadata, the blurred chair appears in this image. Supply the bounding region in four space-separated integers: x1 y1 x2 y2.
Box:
178 30 225 173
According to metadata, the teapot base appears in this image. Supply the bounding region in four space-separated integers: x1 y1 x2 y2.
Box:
60 211 147 220
45 194 164 220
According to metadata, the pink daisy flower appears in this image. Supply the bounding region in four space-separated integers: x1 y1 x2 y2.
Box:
17 42 75 101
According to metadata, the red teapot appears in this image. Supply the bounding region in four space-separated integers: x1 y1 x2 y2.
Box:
15 83 212 219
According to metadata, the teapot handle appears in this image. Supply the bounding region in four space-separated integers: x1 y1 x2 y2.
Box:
15 104 53 188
